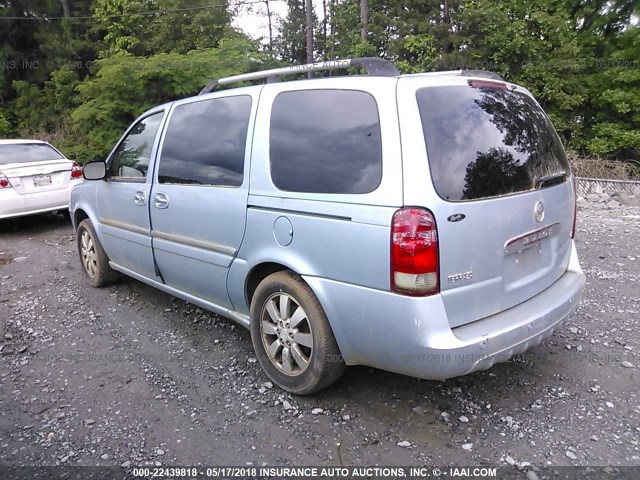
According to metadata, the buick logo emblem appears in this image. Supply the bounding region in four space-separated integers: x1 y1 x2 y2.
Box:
447 213 466 223
534 201 545 223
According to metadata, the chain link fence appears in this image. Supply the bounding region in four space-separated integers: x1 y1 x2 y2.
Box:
576 177 640 196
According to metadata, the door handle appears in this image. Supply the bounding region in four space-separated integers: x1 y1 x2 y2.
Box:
154 192 169 209
134 191 146 206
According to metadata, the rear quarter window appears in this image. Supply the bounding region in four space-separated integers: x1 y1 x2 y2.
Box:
417 85 570 201
269 89 382 194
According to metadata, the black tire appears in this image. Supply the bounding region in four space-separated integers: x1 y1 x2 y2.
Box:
250 271 345 395
76 219 118 287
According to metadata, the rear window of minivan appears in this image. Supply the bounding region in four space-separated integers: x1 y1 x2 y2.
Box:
416 85 569 201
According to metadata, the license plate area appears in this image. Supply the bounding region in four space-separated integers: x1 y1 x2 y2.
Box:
33 175 52 187
504 223 560 256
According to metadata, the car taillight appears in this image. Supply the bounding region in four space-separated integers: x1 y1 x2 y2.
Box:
571 176 577 239
391 207 439 296
70 161 83 179
468 79 507 89
0 171 12 189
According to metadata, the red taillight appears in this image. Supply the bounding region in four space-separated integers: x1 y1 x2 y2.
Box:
0 172 12 189
70 161 83 179
571 176 577 239
391 207 439 296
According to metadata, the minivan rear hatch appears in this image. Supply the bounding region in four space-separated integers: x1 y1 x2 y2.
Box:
412 79 574 328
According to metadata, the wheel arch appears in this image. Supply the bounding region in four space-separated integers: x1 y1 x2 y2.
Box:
73 208 89 231
242 260 349 361
245 261 292 307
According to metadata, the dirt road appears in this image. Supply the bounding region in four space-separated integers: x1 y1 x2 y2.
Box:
1 199 639 475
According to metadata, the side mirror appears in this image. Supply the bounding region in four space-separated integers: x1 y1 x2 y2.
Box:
83 161 107 181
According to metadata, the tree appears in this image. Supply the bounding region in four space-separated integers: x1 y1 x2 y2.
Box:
265 0 274 54
92 0 232 57
360 0 367 41
581 26 640 159
463 148 530 200
71 36 259 161
277 0 309 64
306 0 314 66
1 0 96 138
2 0 639 165
0 0 62 104
38 0 98 80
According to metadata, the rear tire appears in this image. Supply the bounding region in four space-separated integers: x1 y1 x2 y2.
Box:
77 219 118 287
250 271 345 395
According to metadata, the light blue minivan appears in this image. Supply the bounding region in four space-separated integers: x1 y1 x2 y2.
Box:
71 58 585 394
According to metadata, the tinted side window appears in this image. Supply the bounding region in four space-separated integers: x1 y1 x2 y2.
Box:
158 95 252 186
110 112 163 180
270 89 382 194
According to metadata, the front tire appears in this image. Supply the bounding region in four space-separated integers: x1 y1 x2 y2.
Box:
77 219 118 287
250 271 345 395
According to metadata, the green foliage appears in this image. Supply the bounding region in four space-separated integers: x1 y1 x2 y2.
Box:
71 36 259 161
324 0 359 59
0 1 256 163
1 0 639 165
277 0 312 63
322 0 639 161
10 80 51 132
9 67 80 136
582 26 640 159
455 0 590 141
0 110 12 137
92 0 231 56
394 34 439 73
46 67 81 114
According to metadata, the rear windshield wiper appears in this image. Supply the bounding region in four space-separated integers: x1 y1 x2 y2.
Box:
534 173 567 189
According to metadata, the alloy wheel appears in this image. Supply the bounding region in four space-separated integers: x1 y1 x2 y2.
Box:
260 293 313 376
80 230 98 278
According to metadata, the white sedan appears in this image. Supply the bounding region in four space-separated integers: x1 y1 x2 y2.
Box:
0 139 83 220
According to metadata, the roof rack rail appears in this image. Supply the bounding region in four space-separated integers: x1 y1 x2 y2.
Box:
199 57 400 95
420 69 504 81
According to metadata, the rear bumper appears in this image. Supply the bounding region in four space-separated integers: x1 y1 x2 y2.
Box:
304 242 585 380
0 184 75 220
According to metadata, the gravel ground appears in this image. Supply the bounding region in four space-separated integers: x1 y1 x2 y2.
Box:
0 198 639 474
